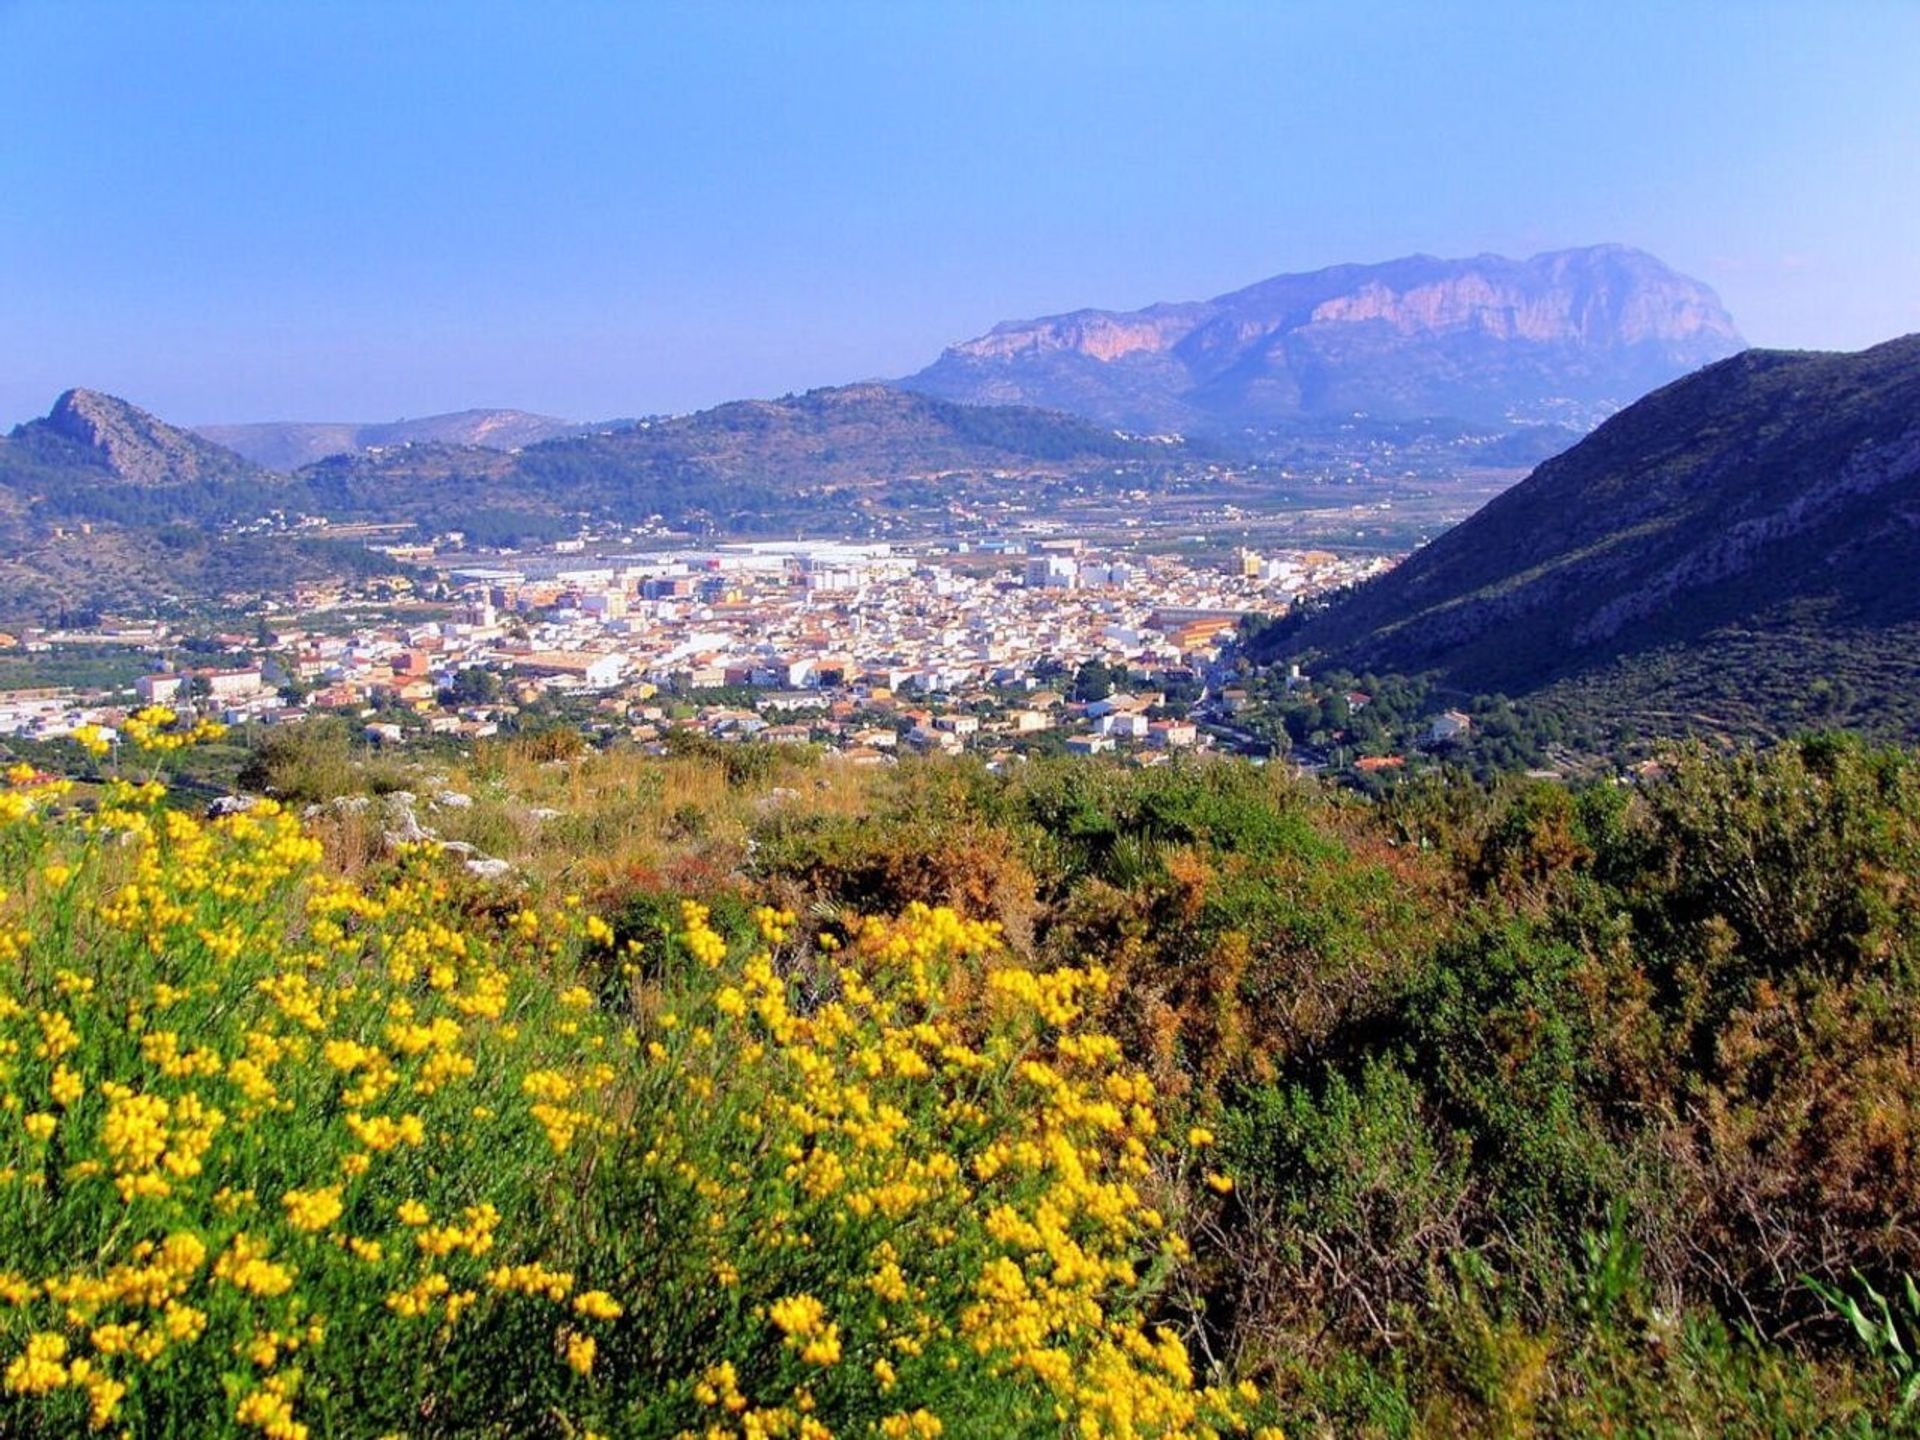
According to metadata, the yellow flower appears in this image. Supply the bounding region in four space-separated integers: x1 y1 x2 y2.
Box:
565 1331 596 1376
49 1065 83 1108
878 1411 943 1438
235 1382 307 1439
1205 1171 1235 1195
84 1371 126 1426
573 1289 623 1320
213 1233 296 1297
3 1332 68 1394
768 1293 826 1338
281 1184 345 1233
163 1301 208 1342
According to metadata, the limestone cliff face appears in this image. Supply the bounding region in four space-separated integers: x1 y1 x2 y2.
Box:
906 245 1743 431
951 304 1207 364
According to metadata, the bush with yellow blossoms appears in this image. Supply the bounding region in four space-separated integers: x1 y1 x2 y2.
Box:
0 759 1269 1438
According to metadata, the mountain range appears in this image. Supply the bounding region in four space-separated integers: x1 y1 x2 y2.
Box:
293 382 1181 540
169 244 1739 469
1268 334 1920 740
2 384 1162 506
904 244 1742 433
0 382 1197 615
194 409 599 471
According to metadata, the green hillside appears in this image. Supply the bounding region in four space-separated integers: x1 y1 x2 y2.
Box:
1269 336 1920 742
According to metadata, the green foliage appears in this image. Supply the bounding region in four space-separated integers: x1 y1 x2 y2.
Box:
1394 920 1617 1238
234 718 409 805
1071 660 1118 703
0 776 1251 1438
0 647 151 693
197 729 1920 1429
1807 1272 1920 1415
1276 337 1920 746
660 727 818 787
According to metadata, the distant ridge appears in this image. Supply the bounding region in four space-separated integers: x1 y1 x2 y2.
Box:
196 409 593 471
1267 334 1920 740
903 245 1742 432
0 382 1196 618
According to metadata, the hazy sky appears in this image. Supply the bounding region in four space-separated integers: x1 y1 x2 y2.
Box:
3 0 1916 426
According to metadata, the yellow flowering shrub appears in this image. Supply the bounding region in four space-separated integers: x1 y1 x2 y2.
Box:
0 764 1264 1438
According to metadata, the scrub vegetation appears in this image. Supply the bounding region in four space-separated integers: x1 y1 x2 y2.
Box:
2 718 1917 1435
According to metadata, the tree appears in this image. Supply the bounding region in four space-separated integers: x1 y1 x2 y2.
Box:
445 665 503 706
1072 660 1116 703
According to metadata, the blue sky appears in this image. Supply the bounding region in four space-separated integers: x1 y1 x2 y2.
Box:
2 0 1916 425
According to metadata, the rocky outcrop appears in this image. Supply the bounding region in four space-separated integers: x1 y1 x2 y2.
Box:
905 245 1743 431
33 389 262 486
301 791 517 882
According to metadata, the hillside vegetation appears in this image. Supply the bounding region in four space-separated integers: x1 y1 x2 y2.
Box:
0 734 1267 1439
0 385 1203 617
4 720 1915 1434
1271 336 1920 744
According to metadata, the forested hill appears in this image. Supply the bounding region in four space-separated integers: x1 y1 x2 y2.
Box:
3 382 1183 531
267 383 1194 537
0 382 1199 615
1267 335 1920 740
502 382 1174 511
2 388 273 495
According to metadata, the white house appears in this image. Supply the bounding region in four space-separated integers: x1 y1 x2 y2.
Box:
1065 735 1115 756
1148 720 1198 749
136 673 186 705
204 669 266 702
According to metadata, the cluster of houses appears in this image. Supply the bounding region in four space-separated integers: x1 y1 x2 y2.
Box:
0 539 1399 763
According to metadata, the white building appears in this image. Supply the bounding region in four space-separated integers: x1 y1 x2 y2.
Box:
204 669 266 703
136 673 186 705
1148 720 1198 749
1023 555 1078 590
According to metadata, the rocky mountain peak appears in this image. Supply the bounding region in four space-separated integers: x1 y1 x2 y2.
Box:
39 387 256 486
905 245 1744 432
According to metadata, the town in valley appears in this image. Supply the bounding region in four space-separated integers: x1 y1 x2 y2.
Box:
0 531 1398 768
